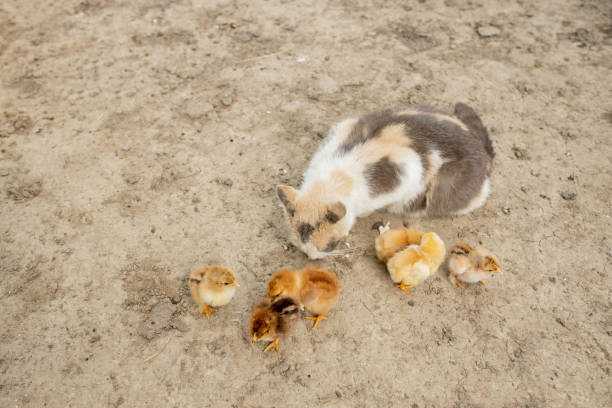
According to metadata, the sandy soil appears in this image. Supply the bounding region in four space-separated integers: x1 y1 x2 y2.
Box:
1 0 611 407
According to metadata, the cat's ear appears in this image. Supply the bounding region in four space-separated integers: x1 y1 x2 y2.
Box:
277 185 297 215
326 202 346 223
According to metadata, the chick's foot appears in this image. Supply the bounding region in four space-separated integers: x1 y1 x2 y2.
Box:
305 314 328 330
264 338 280 354
396 283 413 295
198 305 216 319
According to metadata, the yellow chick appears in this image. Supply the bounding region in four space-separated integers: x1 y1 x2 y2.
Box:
448 242 502 287
384 231 446 295
249 297 301 354
189 265 239 319
375 227 424 263
267 266 340 330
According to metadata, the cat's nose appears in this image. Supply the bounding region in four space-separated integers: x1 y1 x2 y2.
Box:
323 240 339 252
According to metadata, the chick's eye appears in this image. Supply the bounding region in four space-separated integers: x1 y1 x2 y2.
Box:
224 282 229 285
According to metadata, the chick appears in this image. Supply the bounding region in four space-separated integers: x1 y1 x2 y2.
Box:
375 227 424 263
448 243 502 287
267 266 340 330
385 231 446 295
189 265 239 319
249 297 300 354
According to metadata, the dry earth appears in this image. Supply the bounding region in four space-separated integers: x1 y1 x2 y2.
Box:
1 0 611 407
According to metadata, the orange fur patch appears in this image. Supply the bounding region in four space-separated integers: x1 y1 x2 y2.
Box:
330 170 354 196
355 124 410 163
310 222 337 251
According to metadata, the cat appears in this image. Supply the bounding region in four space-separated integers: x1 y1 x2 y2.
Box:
277 103 495 259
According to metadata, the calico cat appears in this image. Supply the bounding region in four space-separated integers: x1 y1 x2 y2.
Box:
277 103 495 259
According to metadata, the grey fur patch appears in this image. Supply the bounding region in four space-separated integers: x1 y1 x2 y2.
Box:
404 193 427 213
364 156 402 197
325 210 340 224
426 159 488 216
454 102 495 158
298 223 315 243
337 109 395 153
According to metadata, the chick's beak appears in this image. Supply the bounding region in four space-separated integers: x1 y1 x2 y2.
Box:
231 281 240 287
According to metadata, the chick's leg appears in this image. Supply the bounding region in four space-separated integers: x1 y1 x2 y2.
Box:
305 314 328 330
452 277 464 288
198 305 216 319
263 338 280 354
396 282 414 295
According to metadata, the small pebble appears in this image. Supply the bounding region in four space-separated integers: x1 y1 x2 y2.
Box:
84 280 93 287
335 391 342 398
512 146 530 160
220 95 233 106
560 192 576 200
502 206 511 214
565 151 572 157
477 25 501 38
559 130 576 139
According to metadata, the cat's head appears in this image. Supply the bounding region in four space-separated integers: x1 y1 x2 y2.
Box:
276 185 349 259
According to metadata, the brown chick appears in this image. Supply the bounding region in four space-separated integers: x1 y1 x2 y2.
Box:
267 267 340 330
385 231 446 295
375 227 424 263
448 243 502 287
249 297 301 354
189 266 239 319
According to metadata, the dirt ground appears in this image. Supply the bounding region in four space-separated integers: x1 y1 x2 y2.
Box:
1 0 611 407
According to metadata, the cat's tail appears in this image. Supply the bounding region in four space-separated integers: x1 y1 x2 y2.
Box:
454 102 495 159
